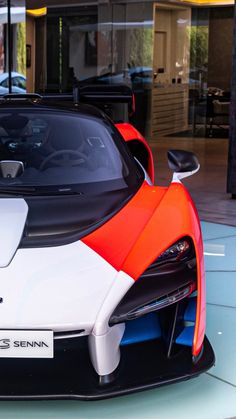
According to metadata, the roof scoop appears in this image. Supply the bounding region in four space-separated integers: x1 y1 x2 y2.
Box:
0 199 28 267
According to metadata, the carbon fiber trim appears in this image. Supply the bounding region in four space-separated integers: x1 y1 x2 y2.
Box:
0 336 214 400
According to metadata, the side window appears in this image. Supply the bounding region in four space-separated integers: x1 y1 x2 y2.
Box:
1 78 8 88
13 77 26 89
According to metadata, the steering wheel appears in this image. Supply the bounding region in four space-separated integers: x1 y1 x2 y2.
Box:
39 149 90 171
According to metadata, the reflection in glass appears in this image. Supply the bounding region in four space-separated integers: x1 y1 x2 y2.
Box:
25 1 234 143
188 9 209 137
111 3 153 136
0 1 7 80
0 21 5 75
25 1 154 136
0 1 26 95
151 4 191 138
187 8 232 139
10 1 26 93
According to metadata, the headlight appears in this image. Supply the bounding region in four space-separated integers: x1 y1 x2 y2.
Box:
109 238 196 326
156 239 190 263
143 239 193 276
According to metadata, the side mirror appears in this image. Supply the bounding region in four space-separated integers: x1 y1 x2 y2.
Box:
167 150 200 181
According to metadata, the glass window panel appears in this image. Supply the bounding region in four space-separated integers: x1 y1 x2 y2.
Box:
189 8 209 137
151 4 191 139
0 0 8 95
25 1 234 143
111 2 154 136
0 0 26 95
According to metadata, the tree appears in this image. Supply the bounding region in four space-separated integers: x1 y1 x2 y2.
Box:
17 22 26 76
188 25 208 82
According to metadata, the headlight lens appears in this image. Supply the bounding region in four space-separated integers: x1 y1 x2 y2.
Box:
155 239 190 264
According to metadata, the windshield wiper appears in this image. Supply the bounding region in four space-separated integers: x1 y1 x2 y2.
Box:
0 187 84 196
0 187 37 196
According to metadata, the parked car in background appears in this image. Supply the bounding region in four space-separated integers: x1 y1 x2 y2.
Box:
0 72 26 95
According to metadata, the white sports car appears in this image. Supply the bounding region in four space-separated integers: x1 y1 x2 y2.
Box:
0 89 214 400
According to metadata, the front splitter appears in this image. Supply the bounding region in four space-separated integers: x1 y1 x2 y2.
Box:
0 336 214 400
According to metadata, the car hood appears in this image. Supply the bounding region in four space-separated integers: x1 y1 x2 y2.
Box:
0 199 28 267
0 237 118 332
20 186 140 248
0 182 200 332
0 197 132 332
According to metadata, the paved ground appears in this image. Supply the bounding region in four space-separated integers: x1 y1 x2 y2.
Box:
0 221 235 419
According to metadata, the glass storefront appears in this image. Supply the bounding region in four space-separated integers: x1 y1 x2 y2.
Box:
0 0 233 144
151 4 191 138
190 7 233 139
0 0 26 94
0 1 7 77
25 0 154 135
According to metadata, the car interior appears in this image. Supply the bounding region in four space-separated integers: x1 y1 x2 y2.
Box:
0 112 125 186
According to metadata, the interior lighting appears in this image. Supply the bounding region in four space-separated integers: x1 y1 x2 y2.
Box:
179 0 233 5
26 7 47 17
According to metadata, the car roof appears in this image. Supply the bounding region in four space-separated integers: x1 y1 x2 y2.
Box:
0 98 107 120
0 72 26 83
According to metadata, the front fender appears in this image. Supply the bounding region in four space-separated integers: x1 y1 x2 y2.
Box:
82 181 205 357
121 182 205 357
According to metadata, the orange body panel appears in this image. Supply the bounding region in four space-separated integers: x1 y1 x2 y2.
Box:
82 182 167 273
115 123 155 183
82 181 205 356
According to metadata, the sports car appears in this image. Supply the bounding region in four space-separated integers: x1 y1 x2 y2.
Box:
0 88 214 400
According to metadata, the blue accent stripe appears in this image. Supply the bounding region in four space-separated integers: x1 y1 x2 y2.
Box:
184 297 197 322
121 313 161 346
176 326 195 346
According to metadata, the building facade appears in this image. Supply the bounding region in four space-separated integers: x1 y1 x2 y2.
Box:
0 0 236 190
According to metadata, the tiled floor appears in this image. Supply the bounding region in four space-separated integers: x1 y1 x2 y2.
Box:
0 221 235 419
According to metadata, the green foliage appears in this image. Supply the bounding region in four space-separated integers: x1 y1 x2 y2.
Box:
17 22 26 76
189 26 208 70
143 29 153 67
129 28 153 67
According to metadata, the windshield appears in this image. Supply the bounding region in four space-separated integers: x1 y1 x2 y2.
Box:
0 109 141 194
